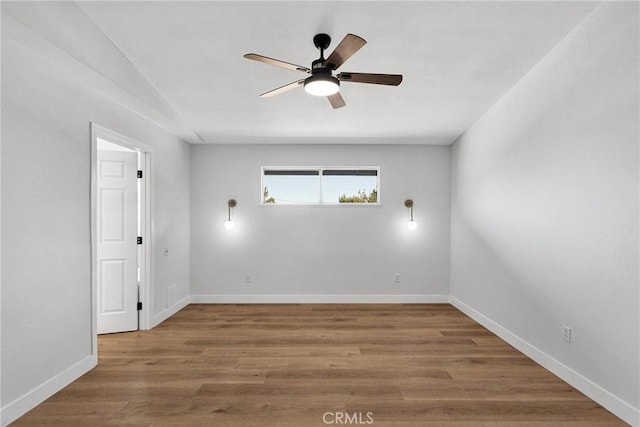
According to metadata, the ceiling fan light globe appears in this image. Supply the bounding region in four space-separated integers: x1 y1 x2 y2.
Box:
304 75 340 96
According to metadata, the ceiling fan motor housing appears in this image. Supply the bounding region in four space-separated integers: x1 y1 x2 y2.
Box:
312 58 330 73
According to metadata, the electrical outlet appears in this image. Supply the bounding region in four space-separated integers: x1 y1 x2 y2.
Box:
245 273 252 283
394 273 400 283
562 325 572 343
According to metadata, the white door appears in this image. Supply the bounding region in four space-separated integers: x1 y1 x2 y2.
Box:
97 149 139 334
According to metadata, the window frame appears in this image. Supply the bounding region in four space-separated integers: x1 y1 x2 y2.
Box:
260 166 381 206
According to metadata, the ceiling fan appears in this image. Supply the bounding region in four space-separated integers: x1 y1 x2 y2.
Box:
244 33 403 109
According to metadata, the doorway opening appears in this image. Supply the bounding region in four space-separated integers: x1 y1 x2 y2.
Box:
90 124 152 353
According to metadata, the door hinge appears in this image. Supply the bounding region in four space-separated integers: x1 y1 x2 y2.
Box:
137 302 143 311
137 236 143 245
137 170 143 178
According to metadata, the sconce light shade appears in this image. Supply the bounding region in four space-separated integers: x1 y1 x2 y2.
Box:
405 199 417 230
224 199 236 230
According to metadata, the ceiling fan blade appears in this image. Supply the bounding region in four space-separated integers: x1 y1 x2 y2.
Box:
324 34 367 70
338 72 403 86
259 79 305 98
327 92 346 109
244 53 310 73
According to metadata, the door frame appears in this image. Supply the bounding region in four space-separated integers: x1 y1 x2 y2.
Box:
90 123 153 354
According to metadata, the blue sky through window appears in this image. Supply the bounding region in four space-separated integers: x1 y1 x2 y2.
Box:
263 174 320 204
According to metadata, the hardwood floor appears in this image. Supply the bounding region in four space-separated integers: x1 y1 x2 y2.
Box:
14 304 626 426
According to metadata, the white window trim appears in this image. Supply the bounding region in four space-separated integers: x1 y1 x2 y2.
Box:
261 166 381 206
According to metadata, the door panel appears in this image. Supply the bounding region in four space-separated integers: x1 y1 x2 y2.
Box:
100 259 126 313
97 150 138 334
100 189 125 242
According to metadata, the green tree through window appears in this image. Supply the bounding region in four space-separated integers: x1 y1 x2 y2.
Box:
338 188 377 203
263 186 276 204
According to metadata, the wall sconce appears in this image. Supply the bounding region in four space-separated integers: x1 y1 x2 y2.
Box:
224 199 236 230
405 199 417 230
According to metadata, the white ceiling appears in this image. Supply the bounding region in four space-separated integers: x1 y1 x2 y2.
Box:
3 1 598 144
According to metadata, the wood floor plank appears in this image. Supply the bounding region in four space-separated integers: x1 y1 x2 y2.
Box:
200 344 362 357
264 367 453 382
400 379 587 401
12 304 626 426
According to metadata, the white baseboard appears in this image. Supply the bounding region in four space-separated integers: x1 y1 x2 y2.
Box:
450 297 639 427
151 295 190 328
190 294 450 304
1 354 97 426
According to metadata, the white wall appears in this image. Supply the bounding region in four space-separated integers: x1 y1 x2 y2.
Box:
1 14 191 425
450 3 639 425
190 144 450 302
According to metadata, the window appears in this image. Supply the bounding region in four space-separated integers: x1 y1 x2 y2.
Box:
262 167 380 205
